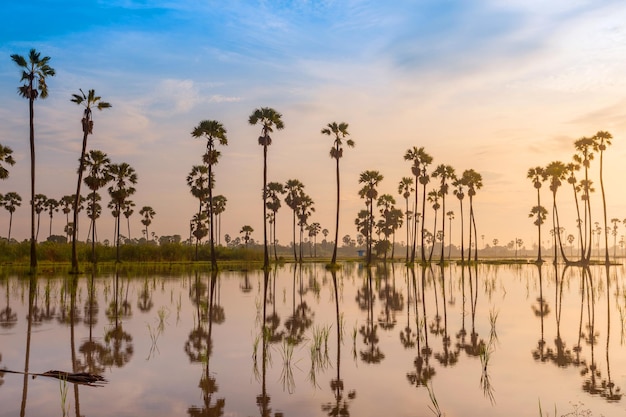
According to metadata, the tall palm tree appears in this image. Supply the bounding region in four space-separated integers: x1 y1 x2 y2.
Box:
321 121 354 265
573 136 594 262
529 205 548 261
12 48 55 272
565 162 584 261
404 147 432 263
446 210 455 259
592 131 612 264
296 192 315 262
544 161 569 263
431 164 456 264
249 107 284 269
187 165 210 261
123 200 135 240
84 150 113 262
59 195 74 241
108 162 138 262
192 119 227 269
527 166 546 263
265 182 284 261
358 170 383 265
426 190 441 263
0 144 15 180
212 195 227 246
33 193 47 241
462 169 483 262
43 197 59 238
397 177 414 263
140 206 156 240
240 225 254 247
452 178 466 263
284 179 304 262
2 192 21 240
70 89 111 273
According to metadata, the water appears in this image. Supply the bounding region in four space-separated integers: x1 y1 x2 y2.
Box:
0 263 625 416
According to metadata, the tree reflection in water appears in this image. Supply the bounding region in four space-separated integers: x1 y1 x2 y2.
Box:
358 267 384 364
187 270 225 417
406 266 434 387
103 269 133 369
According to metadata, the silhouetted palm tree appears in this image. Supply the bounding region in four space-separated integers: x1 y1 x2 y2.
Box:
265 182 284 261
592 131 612 264
0 144 15 180
573 136 594 262
123 199 135 240
33 193 46 241
84 150 113 262
108 163 138 262
43 197 58 238
240 225 254 247
70 89 111 273
285 179 304 262
192 119 227 269
212 194 227 246
140 206 156 241
398 177 414 263
2 192 21 240
452 177 466 262
322 121 354 265
462 169 483 262
12 48 55 272
404 147 432 263
249 107 284 269
432 164 456 263
527 167 546 263
358 170 383 264
544 161 569 263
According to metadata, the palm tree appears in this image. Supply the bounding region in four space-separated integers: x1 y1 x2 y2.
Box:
0 144 15 180
592 131 612 264
240 225 254 247
12 48 55 272
307 222 321 257
529 205 548 262
43 197 59 238
426 190 441 263
2 192 21 240
70 89 111 273
446 210 455 259
108 162 138 262
431 164 456 263
284 179 304 262
358 170 383 265
544 161 569 263
565 162 584 261
265 182 284 261
192 119 228 269
212 195 227 246
296 192 315 262
452 177 466 262
187 165 210 261
573 136 595 262
123 200 135 240
140 206 156 241
404 147 432 263
249 107 284 269
527 167 546 263
397 177 414 263
33 193 47 241
462 169 483 262
84 150 113 262
322 121 355 265
59 195 74 241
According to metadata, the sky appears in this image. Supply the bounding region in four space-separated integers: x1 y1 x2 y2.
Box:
1 0 626 251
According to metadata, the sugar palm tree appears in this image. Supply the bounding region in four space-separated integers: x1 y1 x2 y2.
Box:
431 164 456 264
108 162 138 262
240 225 254 247
544 161 569 263
462 169 483 262
284 179 304 262
592 131 612 264
0 144 15 180
426 190 441 263
573 136 594 263
397 177 414 262
192 119 227 269
404 147 432 263
187 165 210 260
212 195 227 246
446 210 455 259
249 107 284 269
70 90 111 273
358 170 383 265
322 121 354 265
527 167 546 263
265 182 284 261
33 193 47 241
123 200 135 240
565 162 584 261
307 222 321 258
12 48 55 272
83 150 113 263
140 206 156 241
296 193 315 262
452 178 466 262
2 192 21 240
43 197 59 238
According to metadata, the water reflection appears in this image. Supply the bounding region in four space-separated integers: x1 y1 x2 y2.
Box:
0 263 625 417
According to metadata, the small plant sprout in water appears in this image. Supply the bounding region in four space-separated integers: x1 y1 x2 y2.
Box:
426 381 442 417
59 376 70 417
489 308 499 346
308 325 331 388
280 338 299 394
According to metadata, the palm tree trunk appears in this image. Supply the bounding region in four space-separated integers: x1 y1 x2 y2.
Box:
411 176 418 263
208 162 217 269
420 182 427 262
273 210 279 262
459 199 465 264
292 209 297 262
9 212 14 240
28 94 37 273
332 155 340 264
71 130 89 273
600 150 609 265
263 145 269 268
440 196 446 264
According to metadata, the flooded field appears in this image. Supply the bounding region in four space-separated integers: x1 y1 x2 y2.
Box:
1 263 625 416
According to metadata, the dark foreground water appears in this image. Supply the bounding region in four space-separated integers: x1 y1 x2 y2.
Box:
0 263 625 417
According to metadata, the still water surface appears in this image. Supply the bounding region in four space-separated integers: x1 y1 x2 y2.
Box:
1 263 625 416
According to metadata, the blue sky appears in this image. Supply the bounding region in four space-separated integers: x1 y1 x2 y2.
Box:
1 0 626 249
